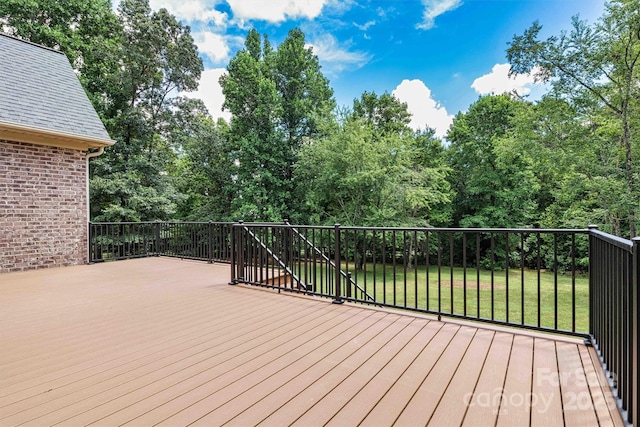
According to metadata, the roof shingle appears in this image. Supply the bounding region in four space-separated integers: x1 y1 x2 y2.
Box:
0 33 113 143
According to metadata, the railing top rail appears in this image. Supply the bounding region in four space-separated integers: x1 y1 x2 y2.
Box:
159 221 234 225
589 228 634 251
237 223 589 234
89 222 156 225
239 222 335 230
89 221 234 225
338 226 589 233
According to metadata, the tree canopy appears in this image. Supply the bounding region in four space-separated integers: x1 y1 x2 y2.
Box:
507 0 640 235
2 0 638 238
219 28 335 221
298 94 451 226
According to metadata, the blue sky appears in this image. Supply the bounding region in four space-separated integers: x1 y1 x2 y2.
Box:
132 0 606 137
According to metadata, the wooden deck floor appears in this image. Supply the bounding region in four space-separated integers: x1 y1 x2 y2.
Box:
0 258 624 426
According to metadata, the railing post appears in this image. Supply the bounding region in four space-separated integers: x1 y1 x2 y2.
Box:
333 223 343 304
587 224 598 346
283 217 291 269
208 221 213 264
229 222 237 284
143 223 149 257
237 221 244 283
632 236 639 427
154 221 161 256
87 222 93 263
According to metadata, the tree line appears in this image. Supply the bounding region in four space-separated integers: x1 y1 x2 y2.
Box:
2 0 638 238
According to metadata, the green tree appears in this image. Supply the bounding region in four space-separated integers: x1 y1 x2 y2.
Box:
220 30 283 220
90 0 203 221
504 96 632 234
446 95 539 228
2 0 204 222
171 104 235 221
298 103 451 227
275 28 335 149
220 28 335 221
352 91 412 135
507 0 640 236
347 91 451 225
410 128 452 226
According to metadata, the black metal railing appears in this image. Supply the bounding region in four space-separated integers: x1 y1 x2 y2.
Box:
88 222 155 261
231 223 591 335
88 220 638 426
588 226 638 427
88 222 232 263
230 221 638 426
231 222 377 300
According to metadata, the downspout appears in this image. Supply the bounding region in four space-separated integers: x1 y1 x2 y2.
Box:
86 147 105 263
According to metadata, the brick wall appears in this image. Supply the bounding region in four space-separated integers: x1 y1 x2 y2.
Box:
0 139 87 272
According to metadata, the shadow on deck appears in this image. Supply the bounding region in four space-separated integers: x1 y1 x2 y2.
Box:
0 258 624 426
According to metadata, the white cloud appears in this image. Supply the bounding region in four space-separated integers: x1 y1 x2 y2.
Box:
325 0 356 14
471 63 542 96
192 32 230 63
305 34 370 74
416 0 462 30
192 32 243 64
226 0 327 23
112 0 228 25
150 0 227 25
354 20 376 31
185 68 231 122
392 79 454 138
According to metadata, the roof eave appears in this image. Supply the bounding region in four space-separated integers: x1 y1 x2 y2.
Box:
0 121 115 151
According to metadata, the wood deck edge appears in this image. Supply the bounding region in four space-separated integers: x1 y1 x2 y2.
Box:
233 282 584 345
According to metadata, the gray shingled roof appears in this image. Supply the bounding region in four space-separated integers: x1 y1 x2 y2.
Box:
0 33 113 142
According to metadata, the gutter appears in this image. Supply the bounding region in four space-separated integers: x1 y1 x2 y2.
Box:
86 147 107 247
86 146 105 159
0 120 115 150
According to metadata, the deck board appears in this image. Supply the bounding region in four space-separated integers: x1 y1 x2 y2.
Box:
0 257 625 427
291 316 421 426
223 311 395 426
359 323 459 426
586 346 627 427
0 300 300 415
427 328 495 426
138 307 374 427
191 315 416 427
257 315 416 426
33 303 349 425
530 338 564 427
394 325 477 426
556 341 599 426
496 334 534 426
35 305 328 425
461 331 513 426
205 310 389 426
325 320 443 426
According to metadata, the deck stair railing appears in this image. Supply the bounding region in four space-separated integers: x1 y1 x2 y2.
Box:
234 223 309 291
230 222 380 302
283 220 377 303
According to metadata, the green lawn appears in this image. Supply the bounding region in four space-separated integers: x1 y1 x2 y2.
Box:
305 263 589 333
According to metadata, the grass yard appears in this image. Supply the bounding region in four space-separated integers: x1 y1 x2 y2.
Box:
306 263 589 334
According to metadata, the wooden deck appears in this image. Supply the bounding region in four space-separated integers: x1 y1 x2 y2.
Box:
0 258 624 426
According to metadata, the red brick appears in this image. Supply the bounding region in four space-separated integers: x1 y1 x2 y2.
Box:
0 140 87 272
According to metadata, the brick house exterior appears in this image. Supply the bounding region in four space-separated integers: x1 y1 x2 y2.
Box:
0 34 114 272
